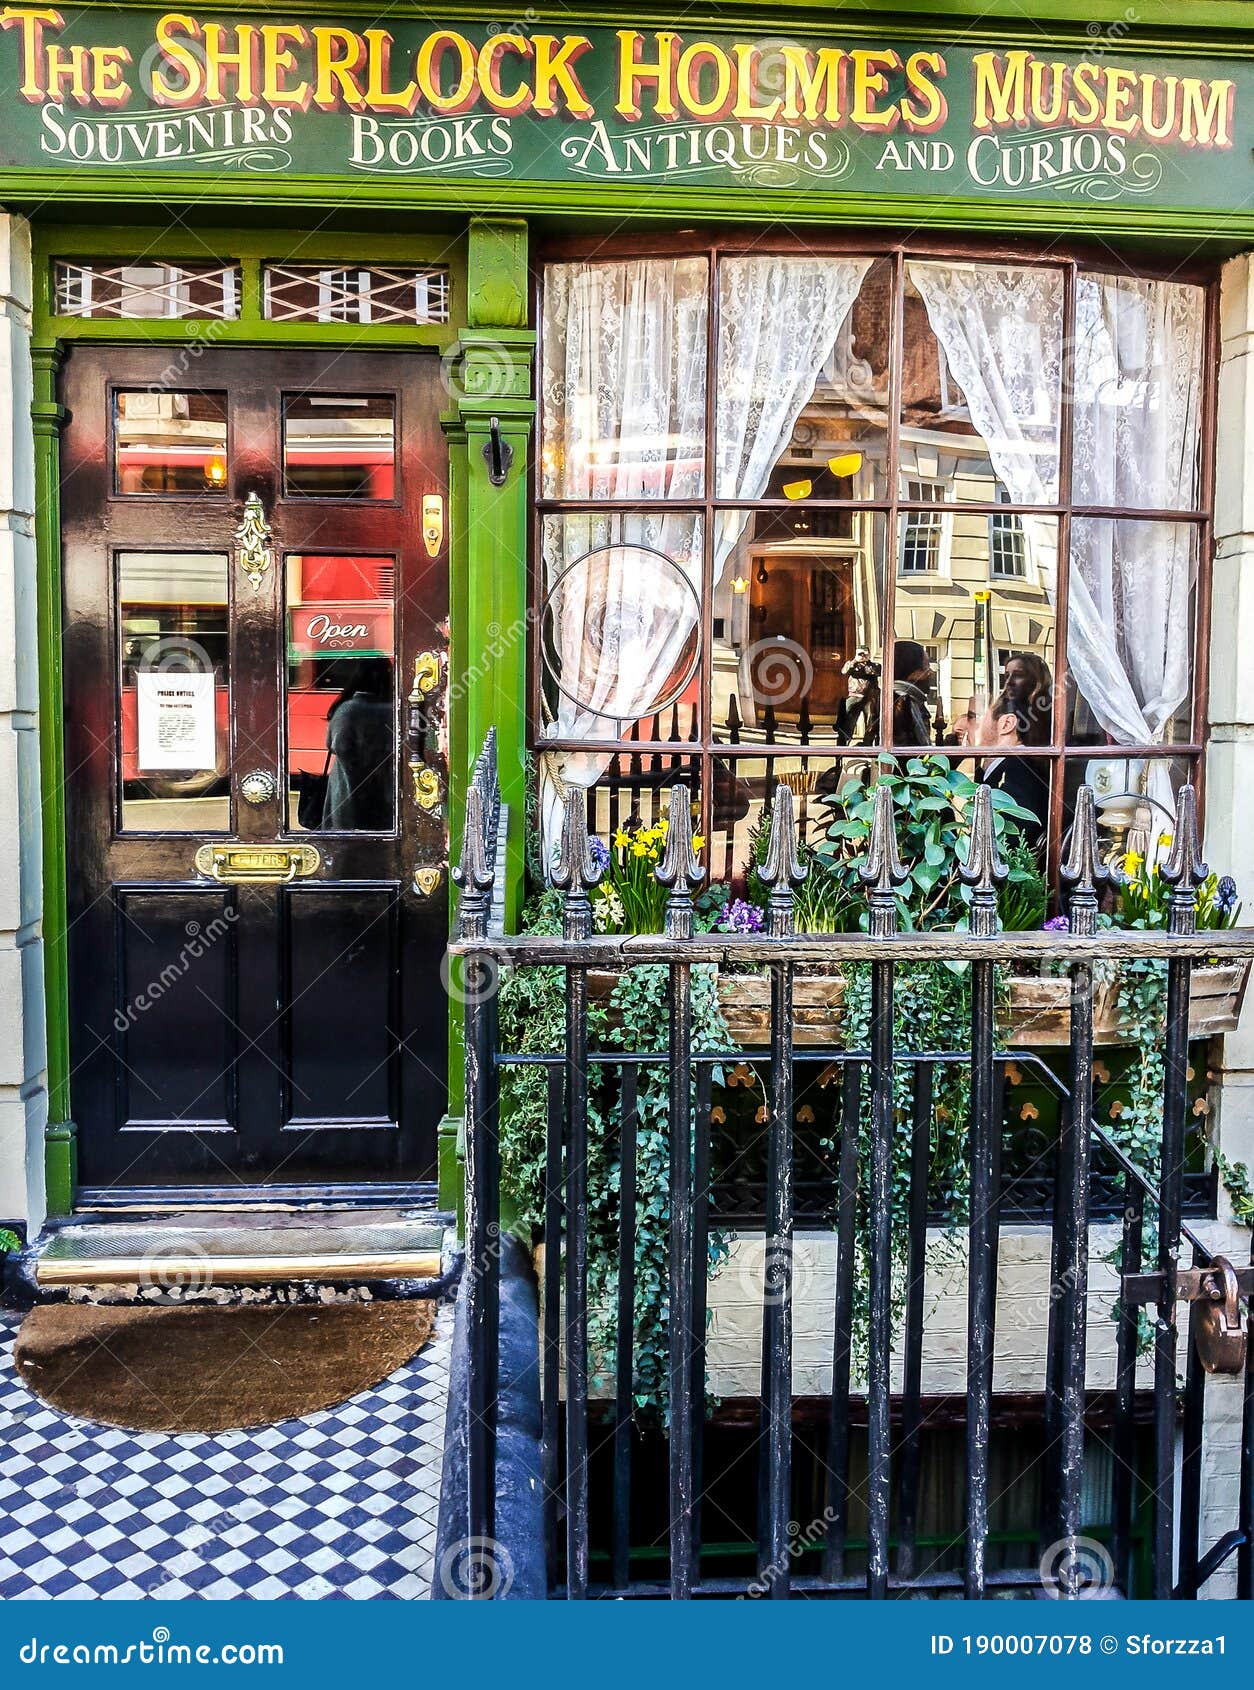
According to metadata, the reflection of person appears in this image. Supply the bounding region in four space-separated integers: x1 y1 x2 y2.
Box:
837 646 880 744
892 640 933 746
971 689 1049 852
323 657 395 831
950 694 981 747
1001 652 1054 747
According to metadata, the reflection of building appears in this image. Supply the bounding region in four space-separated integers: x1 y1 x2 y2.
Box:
895 449 1056 737
713 422 1056 745
713 508 881 737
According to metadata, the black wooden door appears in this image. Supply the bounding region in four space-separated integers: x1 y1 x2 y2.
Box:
61 346 449 1185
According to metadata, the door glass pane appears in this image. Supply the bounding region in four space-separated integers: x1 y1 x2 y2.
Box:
114 391 228 495
286 555 396 832
119 552 230 832
282 395 396 499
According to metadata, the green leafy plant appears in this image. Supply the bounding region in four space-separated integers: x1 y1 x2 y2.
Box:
1101 846 1249 1234
814 756 1040 931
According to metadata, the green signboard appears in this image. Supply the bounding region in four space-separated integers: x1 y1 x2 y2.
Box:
0 8 1249 212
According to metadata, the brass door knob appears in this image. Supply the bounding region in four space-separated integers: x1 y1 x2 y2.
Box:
239 769 276 806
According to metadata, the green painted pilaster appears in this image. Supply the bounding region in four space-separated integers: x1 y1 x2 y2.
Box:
439 217 534 1216
30 342 73 1215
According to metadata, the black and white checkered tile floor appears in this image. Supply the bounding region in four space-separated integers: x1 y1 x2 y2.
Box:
0 1305 451 1600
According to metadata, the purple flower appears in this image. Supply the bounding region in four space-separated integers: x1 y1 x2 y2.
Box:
1217 875 1239 915
1042 914 1070 933
719 898 764 934
588 837 611 875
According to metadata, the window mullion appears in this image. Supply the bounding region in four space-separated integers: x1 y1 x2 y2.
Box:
881 247 906 752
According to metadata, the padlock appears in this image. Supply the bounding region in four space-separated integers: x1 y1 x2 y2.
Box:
1194 1256 1247 1375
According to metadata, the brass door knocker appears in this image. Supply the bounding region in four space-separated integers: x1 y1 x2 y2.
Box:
234 492 273 590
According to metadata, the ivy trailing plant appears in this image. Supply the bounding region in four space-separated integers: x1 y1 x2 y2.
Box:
496 861 733 1423
1095 846 1248 1225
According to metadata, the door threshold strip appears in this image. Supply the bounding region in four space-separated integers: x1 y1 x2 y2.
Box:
72 1181 441 1215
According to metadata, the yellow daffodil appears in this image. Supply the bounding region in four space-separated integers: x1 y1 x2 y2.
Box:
1124 849 1145 873
1158 832 1174 849
692 833 707 851
631 840 648 857
657 817 669 834
613 829 630 850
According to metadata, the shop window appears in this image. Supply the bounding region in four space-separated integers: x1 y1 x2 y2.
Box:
113 391 228 496
263 263 450 326
534 247 1211 887
54 260 239 320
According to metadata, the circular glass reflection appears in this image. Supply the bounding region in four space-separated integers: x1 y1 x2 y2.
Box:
541 543 701 723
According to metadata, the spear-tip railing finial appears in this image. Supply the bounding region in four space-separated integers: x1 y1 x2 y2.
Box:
1160 783 1207 937
552 787 602 940
452 784 495 940
858 782 909 938
758 783 808 938
656 783 704 939
1060 784 1117 938
958 784 1009 938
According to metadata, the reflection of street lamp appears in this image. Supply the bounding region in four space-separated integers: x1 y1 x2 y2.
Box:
972 587 992 702
203 453 227 489
731 575 747 595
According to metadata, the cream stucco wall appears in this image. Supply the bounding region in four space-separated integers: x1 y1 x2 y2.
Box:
0 212 46 1234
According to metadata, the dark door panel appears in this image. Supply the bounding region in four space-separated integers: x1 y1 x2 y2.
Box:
62 346 449 1187
283 883 401 1127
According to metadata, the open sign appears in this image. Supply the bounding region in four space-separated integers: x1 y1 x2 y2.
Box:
291 604 391 655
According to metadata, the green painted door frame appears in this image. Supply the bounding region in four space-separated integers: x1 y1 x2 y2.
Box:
28 217 533 1215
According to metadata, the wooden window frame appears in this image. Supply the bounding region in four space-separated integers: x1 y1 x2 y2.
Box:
531 230 1219 893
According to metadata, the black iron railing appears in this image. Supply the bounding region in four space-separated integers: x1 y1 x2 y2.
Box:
450 734 1254 1600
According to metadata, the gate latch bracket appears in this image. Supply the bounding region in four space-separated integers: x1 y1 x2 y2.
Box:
1121 1257 1249 1376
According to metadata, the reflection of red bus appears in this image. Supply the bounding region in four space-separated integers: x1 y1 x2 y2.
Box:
120 554 395 796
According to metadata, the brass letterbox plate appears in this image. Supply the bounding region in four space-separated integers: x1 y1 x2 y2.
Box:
195 843 321 884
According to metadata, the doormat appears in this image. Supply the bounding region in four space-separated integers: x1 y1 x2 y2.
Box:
13 1300 436 1434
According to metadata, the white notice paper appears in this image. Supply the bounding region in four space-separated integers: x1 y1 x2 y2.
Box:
136 672 217 772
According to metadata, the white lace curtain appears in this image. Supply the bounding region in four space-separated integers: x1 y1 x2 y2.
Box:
908 261 1203 821
1068 274 1203 797
538 253 871 865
